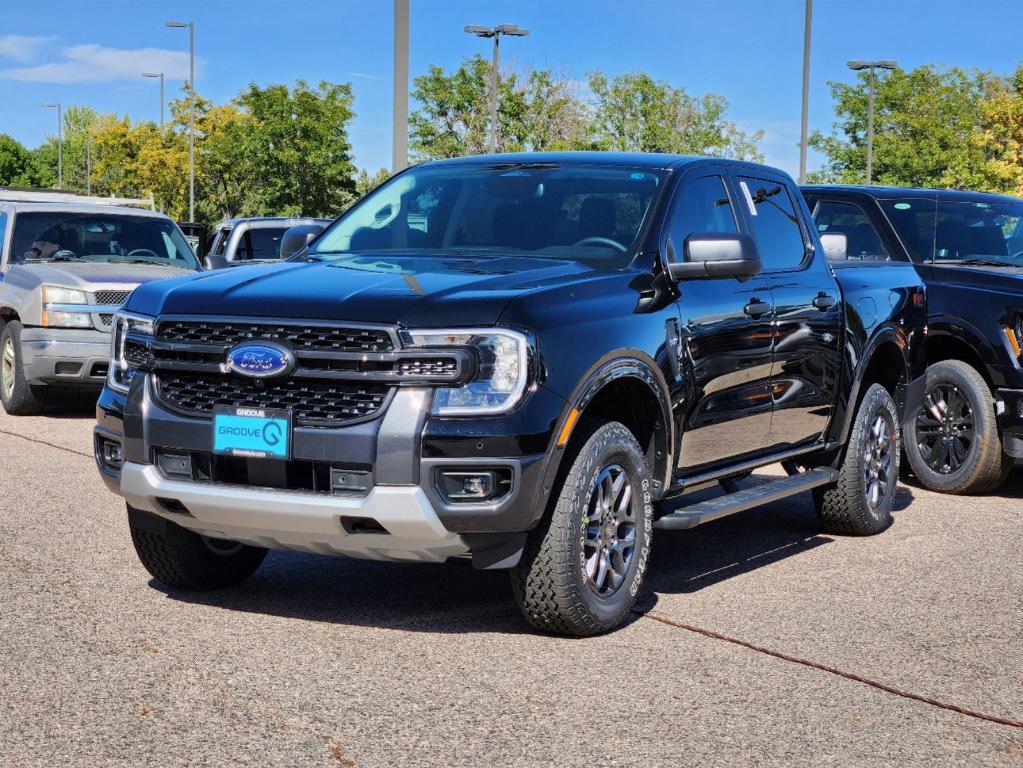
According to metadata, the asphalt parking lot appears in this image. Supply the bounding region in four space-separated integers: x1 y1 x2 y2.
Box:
1 396 1020 767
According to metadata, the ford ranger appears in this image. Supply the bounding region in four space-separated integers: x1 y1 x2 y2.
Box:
93 154 926 635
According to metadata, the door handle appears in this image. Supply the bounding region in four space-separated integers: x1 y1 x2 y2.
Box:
743 298 772 317
812 292 836 310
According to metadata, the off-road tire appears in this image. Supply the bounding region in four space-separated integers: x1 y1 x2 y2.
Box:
128 506 267 590
0 321 46 416
814 384 899 535
511 421 653 636
903 360 1012 494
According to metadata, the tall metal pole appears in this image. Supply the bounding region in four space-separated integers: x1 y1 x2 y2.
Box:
56 103 62 189
86 133 92 195
188 22 195 221
866 67 875 185
489 34 500 152
798 0 812 184
160 72 165 130
392 0 409 173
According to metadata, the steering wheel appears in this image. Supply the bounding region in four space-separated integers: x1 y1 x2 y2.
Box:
572 236 627 253
127 248 161 260
1011 250 1023 260
52 249 78 260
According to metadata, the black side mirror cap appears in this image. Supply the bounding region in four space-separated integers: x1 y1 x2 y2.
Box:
667 233 762 281
280 224 326 259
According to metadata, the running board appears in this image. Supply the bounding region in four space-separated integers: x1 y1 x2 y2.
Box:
653 468 839 530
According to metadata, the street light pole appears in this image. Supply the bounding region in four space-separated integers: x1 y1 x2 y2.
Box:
143 72 165 131
42 102 62 189
392 0 409 173
847 59 898 185
798 0 812 184
166 20 195 220
464 24 529 153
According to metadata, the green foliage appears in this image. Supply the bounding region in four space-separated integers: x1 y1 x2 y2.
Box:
807 64 1016 191
0 134 32 186
355 167 391 198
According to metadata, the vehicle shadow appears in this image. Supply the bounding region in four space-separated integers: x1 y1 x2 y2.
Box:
36 388 98 418
156 478 915 634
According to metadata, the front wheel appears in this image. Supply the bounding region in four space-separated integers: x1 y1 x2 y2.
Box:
903 360 1012 494
511 421 652 636
1 321 46 415
814 383 899 535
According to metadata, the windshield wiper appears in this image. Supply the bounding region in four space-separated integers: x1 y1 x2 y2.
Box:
950 258 1019 268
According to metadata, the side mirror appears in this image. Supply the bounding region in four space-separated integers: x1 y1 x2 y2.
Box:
280 223 326 259
667 233 762 281
819 232 847 261
204 253 228 270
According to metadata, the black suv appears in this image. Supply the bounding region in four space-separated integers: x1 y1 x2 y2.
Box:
94 154 926 635
803 185 1023 494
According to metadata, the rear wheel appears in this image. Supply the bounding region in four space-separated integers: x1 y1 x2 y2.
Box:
128 506 267 590
511 421 652 636
0 321 46 416
814 383 899 535
904 360 1012 494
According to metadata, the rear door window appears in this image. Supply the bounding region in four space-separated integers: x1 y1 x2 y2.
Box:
877 198 937 262
737 176 808 271
812 200 889 261
234 228 287 261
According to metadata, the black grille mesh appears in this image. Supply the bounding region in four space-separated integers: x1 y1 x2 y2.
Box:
156 320 394 352
156 373 390 426
94 290 132 306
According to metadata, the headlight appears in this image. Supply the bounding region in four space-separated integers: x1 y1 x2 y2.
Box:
41 285 87 305
109 311 155 393
405 328 531 415
40 285 91 327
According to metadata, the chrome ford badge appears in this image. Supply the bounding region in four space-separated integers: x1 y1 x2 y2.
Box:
225 341 295 379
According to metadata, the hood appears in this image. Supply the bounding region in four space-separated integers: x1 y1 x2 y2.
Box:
125 253 604 327
13 261 195 290
929 262 1023 294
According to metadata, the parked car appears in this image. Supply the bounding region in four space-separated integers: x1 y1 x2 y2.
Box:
202 217 332 269
0 190 200 415
802 185 1023 494
93 153 926 636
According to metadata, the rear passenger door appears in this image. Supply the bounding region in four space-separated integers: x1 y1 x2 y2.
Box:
671 170 776 471
734 172 843 452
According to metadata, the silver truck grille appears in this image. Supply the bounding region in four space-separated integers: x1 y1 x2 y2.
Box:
93 289 133 306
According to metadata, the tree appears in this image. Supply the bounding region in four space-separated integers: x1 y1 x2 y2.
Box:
354 167 390 198
980 65 1023 196
233 80 358 217
808 65 1000 189
521 70 590 151
0 134 32 186
585 71 763 160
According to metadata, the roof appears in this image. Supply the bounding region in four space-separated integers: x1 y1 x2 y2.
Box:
0 201 172 218
215 216 333 228
802 183 1023 204
420 151 776 172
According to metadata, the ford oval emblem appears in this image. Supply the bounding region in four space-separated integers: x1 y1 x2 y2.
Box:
226 341 295 379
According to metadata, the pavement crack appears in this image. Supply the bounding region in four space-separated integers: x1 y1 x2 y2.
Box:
0 428 93 459
639 608 1023 730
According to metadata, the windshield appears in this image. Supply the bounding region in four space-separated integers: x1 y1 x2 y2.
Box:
880 197 1023 265
11 212 199 269
309 162 667 269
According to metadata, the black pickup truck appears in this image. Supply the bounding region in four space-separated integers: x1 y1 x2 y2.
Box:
803 185 1023 494
93 154 926 636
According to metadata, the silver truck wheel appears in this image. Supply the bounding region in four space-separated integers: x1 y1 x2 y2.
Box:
0 321 46 416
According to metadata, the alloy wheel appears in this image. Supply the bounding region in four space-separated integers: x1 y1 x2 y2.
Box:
915 384 974 474
1 337 15 400
863 411 895 511
582 464 637 597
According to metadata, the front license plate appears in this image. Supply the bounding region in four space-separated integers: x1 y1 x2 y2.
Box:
213 407 291 459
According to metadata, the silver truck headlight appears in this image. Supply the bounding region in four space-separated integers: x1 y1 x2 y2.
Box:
40 285 91 327
405 328 531 415
109 311 154 393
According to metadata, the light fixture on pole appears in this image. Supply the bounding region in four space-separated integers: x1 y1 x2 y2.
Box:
143 71 165 131
42 102 62 189
847 59 898 185
166 20 195 220
464 23 529 152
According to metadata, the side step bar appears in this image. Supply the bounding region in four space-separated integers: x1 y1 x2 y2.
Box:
653 468 839 531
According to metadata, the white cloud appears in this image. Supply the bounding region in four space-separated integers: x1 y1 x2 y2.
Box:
351 71 389 82
1 44 193 83
0 34 54 62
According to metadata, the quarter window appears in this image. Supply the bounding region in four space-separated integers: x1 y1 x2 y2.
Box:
812 201 889 261
738 177 806 271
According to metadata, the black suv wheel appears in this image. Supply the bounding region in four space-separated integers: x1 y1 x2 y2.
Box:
511 421 652 636
904 360 1012 494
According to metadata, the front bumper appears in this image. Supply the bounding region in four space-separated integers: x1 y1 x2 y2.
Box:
995 387 1023 458
95 375 565 565
21 327 110 386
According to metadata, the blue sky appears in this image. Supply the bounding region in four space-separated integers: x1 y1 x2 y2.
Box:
2 0 1023 177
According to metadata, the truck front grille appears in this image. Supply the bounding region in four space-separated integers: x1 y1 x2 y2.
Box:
157 320 395 352
94 290 133 306
155 372 391 426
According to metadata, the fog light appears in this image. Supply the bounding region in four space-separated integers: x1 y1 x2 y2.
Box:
157 453 192 479
462 475 492 497
102 440 123 468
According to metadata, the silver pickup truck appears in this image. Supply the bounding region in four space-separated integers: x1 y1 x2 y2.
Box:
0 191 199 414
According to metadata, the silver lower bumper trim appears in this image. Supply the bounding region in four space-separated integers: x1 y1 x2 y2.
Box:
118 462 468 562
